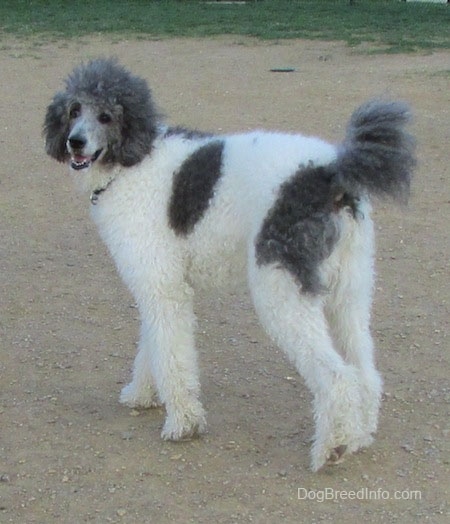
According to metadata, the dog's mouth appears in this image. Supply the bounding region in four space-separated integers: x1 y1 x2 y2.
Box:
70 149 103 171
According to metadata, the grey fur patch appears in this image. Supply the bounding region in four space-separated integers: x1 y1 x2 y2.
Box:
164 126 212 141
256 99 416 294
255 164 358 294
168 141 225 236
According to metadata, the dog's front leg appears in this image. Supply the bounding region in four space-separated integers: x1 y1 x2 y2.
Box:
120 318 162 409
120 283 206 440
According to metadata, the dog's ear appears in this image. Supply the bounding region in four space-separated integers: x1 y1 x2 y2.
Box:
118 117 157 167
115 78 159 167
43 91 70 162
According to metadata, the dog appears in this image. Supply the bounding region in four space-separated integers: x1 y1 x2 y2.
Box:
44 58 415 471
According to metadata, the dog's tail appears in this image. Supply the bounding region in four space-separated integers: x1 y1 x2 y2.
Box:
336 99 416 203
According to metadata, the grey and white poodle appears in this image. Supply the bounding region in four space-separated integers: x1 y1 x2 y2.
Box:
44 58 415 471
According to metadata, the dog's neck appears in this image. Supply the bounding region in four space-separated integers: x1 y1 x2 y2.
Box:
90 178 115 205
70 163 121 204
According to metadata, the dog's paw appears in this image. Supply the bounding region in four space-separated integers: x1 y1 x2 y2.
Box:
326 444 348 465
311 436 353 471
310 428 374 472
120 382 162 408
348 431 374 453
161 402 207 441
309 367 372 471
311 437 346 472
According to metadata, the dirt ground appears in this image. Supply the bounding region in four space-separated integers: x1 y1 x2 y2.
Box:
0 36 448 524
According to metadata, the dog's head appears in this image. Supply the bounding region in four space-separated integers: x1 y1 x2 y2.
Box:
43 58 160 170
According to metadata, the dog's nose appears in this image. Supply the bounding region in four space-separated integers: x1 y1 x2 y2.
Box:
68 135 86 150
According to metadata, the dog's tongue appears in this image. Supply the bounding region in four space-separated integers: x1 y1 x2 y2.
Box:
71 154 92 170
70 149 102 170
74 154 91 162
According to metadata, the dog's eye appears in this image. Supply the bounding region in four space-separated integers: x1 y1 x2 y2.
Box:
98 113 112 124
69 104 81 119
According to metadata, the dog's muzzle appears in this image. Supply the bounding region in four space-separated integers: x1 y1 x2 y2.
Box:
70 149 103 170
67 135 103 170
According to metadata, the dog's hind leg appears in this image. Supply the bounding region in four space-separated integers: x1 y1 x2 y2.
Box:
324 212 382 443
120 281 206 440
248 257 368 472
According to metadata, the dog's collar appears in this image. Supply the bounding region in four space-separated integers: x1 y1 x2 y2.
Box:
90 178 114 205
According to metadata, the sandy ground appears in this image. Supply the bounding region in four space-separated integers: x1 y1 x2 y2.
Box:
0 36 449 523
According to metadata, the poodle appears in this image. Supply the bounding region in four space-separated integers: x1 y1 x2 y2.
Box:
44 58 415 471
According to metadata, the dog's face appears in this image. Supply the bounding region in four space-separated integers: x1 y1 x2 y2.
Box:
44 58 160 169
65 97 123 171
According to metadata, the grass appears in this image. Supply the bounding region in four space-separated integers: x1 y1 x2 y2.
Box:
0 0 449 52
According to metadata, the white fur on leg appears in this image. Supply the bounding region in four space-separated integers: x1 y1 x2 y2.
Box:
310 364 365 471
136 290 206 441
248 256 369 471
95 194 207 440
324 206 382 444
120 382 161 409
161 399 206 441
120 320 162 408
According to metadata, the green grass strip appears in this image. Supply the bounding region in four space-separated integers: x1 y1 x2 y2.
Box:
1 0 449 52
